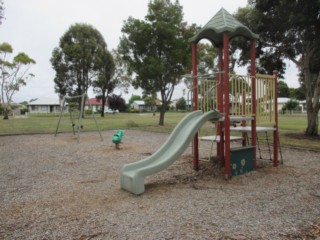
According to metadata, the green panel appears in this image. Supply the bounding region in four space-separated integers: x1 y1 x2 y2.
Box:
230 146 254 176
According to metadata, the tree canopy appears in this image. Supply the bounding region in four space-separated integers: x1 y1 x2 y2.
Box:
118 0 198 125
51 23 108 99
108 94 126 112
92 49 116 117
235 0 320 136
278 81 289 98
176 97 187 111
0 0 4 25
0 42 35 119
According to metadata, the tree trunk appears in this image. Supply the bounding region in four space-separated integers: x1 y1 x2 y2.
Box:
305 110 318 135
101 97 105 118
303 54 320 136
159 109 165 126
100 91 107 118
3 107 9 120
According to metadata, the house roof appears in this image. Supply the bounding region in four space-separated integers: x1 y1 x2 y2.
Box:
88 98 103 105
27 98 60 105
278 97 290 104
189 8 259 45
132 100 145 106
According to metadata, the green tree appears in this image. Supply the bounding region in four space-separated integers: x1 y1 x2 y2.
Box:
182 42 219 90
283 99 300 115
0 42 35 119
0 0 4 25
278 80 289 98
51 23 107 111
176 97 186 111
92 50 115 117
112 49 132 94
128 95 142 106
197 43 218 74
143 92 157 113
118 0 197 125
108 94 126 112
294 86 306 101
235 0 320 136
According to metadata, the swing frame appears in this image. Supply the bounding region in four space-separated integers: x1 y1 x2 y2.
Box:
54 93 103 142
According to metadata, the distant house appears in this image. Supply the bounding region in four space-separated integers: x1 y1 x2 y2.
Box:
277 98 290 112
86 98 113 113
277 97 306 113
170 98 191 110
130 100 146 112
86 98 103 113
27 98 61 114
130 99 162 112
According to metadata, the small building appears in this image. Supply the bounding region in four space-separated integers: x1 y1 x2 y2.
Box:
130 99 162 112
86 98 112 113
277 97 305 113
277 97 290 112
86 98 103 113
130 100 146 112
27 98 61 114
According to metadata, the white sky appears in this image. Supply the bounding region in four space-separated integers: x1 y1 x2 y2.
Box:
1 0 299 103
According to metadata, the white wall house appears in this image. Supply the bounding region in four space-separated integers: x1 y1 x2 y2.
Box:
27 98 61 114
130 100 154 112
130 100 146 112
277 97 290 112
26 97 114 114
86 98 113 113
277 97 305 112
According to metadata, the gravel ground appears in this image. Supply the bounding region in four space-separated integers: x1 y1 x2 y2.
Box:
0 130 320 240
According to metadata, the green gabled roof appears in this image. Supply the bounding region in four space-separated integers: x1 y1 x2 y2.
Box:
189 8 259 45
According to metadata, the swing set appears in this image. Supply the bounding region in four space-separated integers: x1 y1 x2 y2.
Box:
54 93 103 142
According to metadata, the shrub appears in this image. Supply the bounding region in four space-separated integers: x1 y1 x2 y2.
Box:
20 109 28 115
130 109 139 113
84 109 93 115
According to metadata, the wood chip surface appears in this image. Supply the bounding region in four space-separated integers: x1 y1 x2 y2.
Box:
0 130 319 239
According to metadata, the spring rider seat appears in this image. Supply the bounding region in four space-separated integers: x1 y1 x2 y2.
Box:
112 130 124 149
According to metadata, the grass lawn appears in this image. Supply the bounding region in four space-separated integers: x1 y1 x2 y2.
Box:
0 112 186 135
0 111 319 150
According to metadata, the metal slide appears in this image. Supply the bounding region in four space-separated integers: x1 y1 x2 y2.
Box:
120 110 221 195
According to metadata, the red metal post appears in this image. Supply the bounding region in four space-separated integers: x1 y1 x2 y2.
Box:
192 43 199 170
250 39 257 168
217 46 224 159
273 70 279 167
241 90 247 146
223 33 231 179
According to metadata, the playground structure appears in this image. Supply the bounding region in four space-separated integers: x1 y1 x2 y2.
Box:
120 8 281 194
54 93 103 143
189 8 280 178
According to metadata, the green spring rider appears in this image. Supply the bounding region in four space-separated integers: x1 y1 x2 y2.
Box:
112 130 124 149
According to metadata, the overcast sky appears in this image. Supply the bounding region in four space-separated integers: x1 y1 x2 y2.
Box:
1 0 299 103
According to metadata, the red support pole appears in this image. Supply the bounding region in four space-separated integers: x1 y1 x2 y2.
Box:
217 46 224 159
273 70 279 167
192 43 199 170
250 39 257 169
223 33 231 179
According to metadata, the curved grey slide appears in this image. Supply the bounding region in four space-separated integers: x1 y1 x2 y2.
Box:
120 110 221 195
